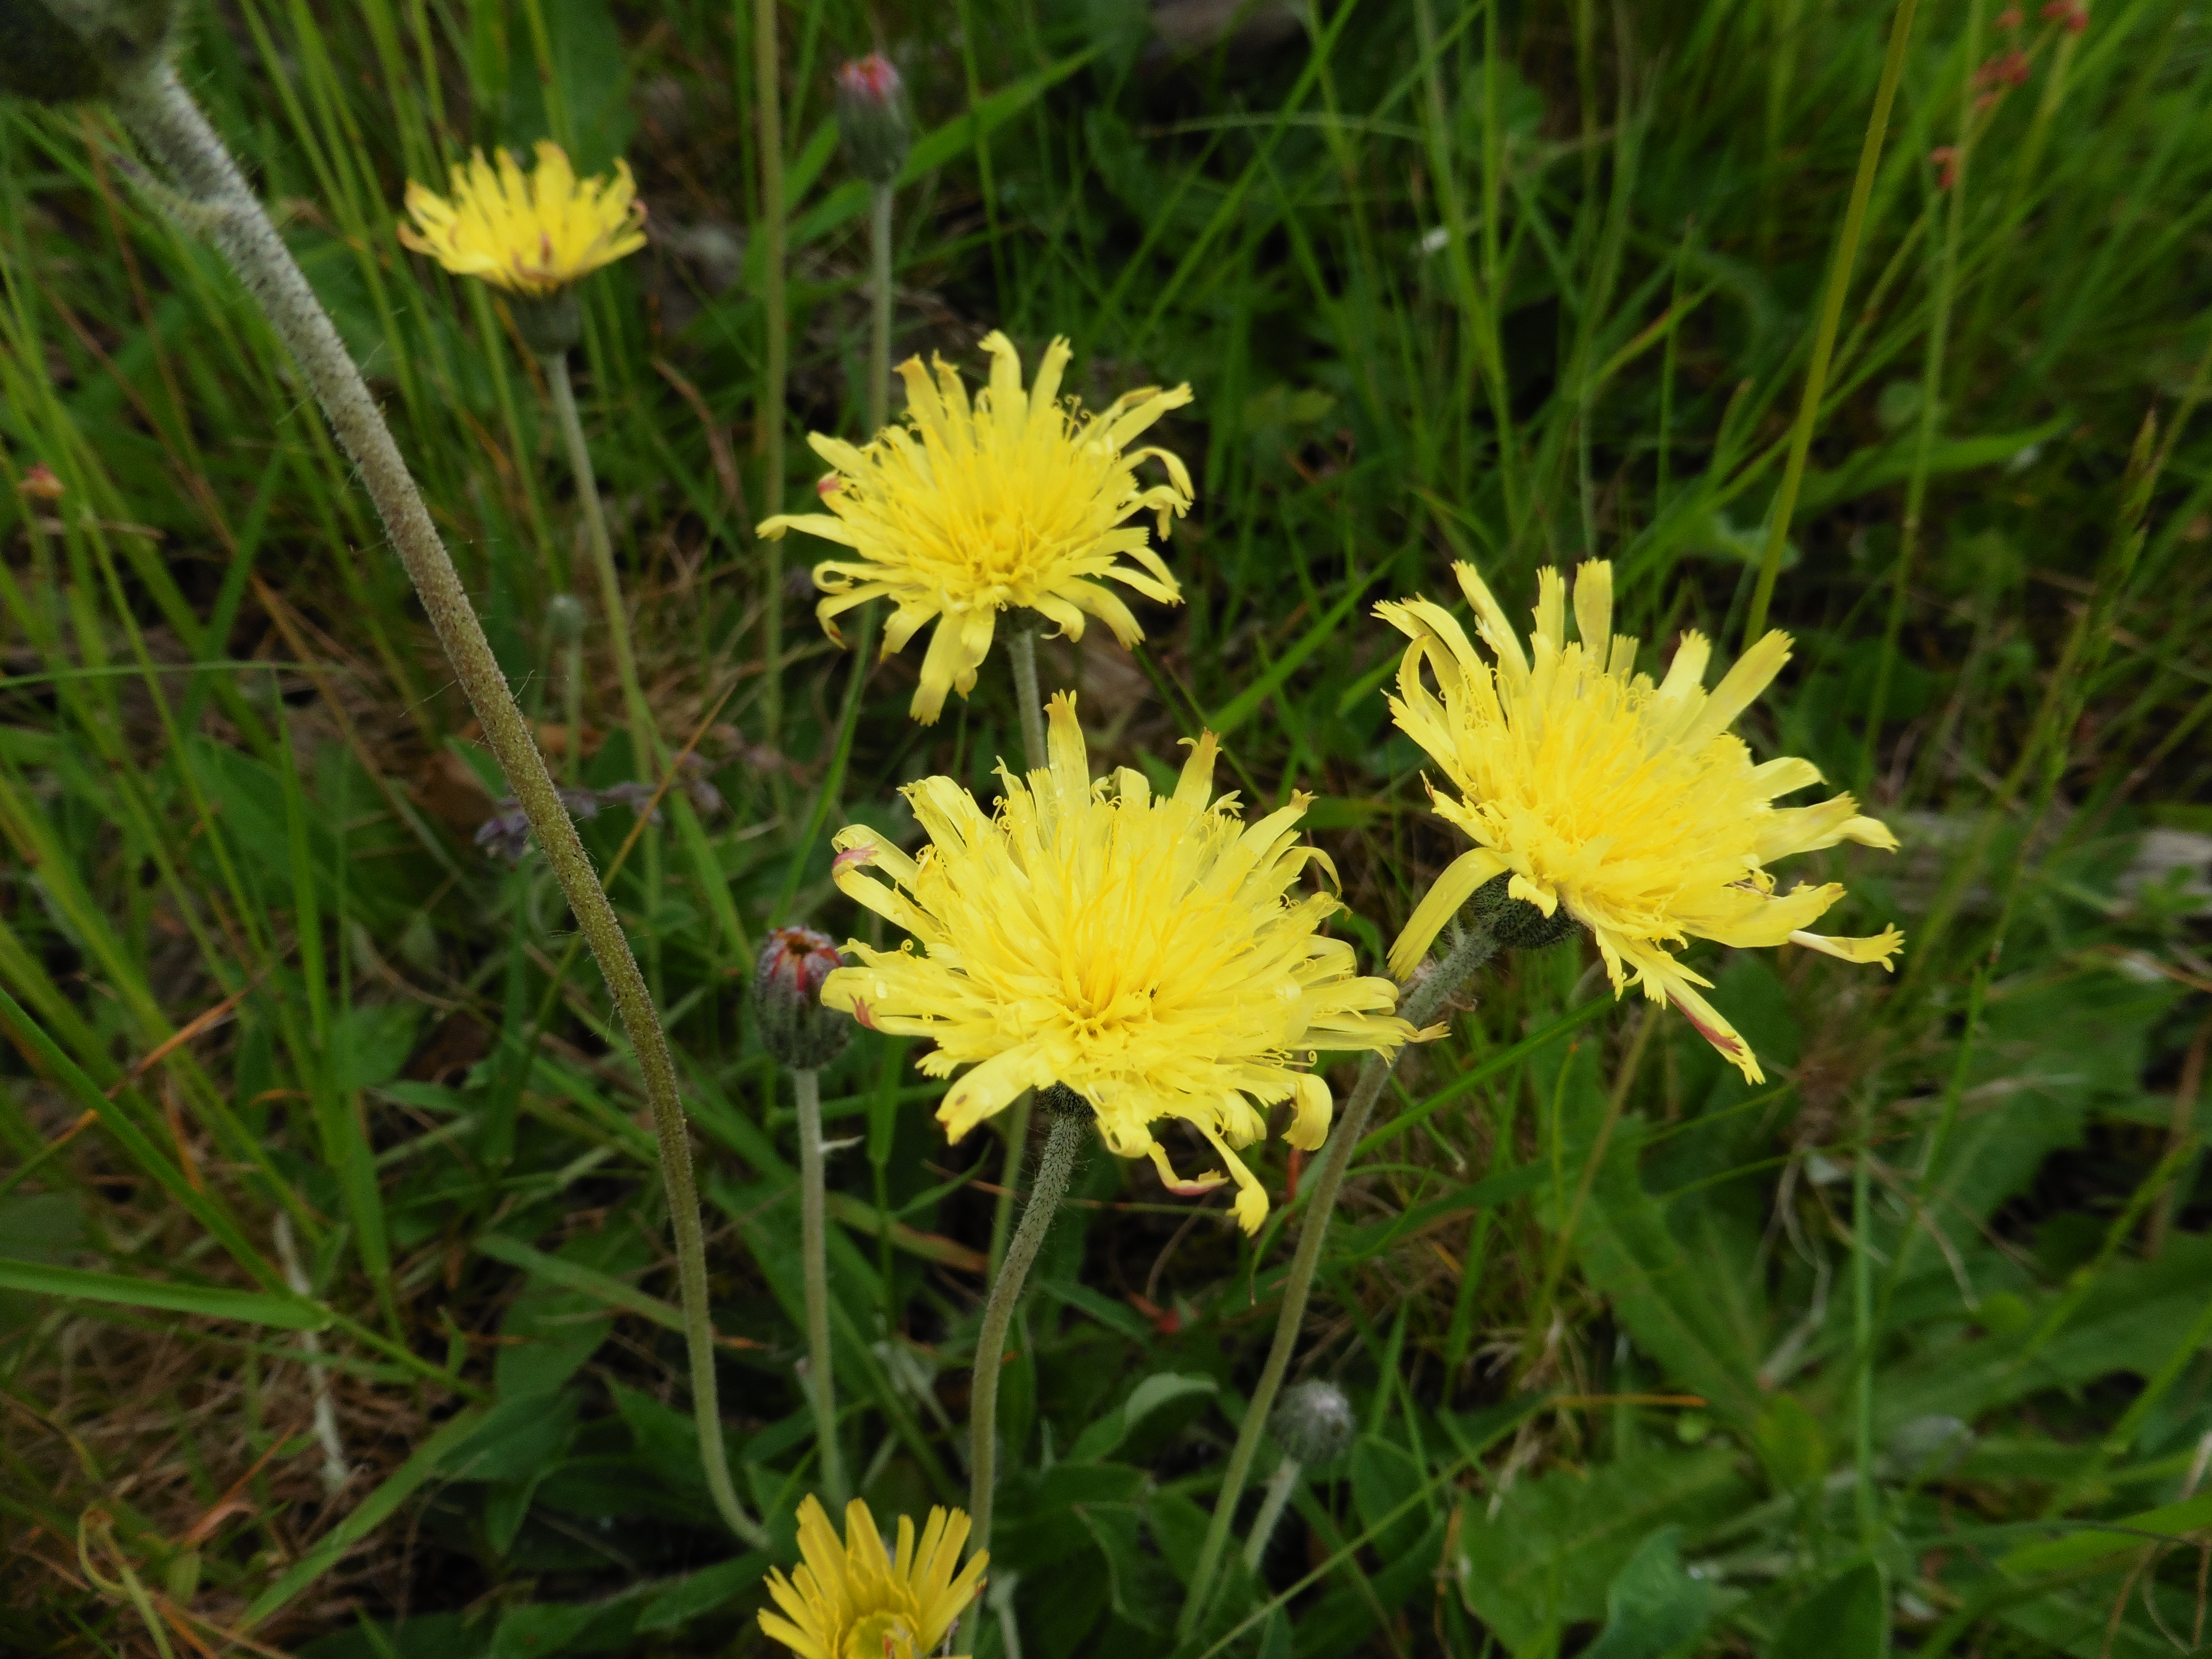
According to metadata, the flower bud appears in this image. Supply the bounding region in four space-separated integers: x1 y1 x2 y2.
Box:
1274 1380 1355 1466
755 926 851 1070
834 54 912 186
513 288 583 356
0 0 180 104
1469 871 1581 951
544 591 588 645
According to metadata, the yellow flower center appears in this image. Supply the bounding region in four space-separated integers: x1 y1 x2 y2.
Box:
843 1611 920 1659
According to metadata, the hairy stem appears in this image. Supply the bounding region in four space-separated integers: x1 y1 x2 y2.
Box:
985 626 1051 1286
544 351 656 768
1242 1454 1303 1573
113 63 765 1549
961 1106 1084 1643
867 181 894 434
793 1066 846 1504
1178 922 1499 1632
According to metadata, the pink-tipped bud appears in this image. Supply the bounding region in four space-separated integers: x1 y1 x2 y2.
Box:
834 53 912 185
754 926 851 1069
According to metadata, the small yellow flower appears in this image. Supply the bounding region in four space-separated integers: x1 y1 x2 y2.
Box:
1379 560 1904 1083
758 332 1193 724
822 693 1416 1233
758 1495 986 1659
397 140 646 297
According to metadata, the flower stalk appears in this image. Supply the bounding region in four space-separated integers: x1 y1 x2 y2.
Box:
985 623 1049 1284
867 181 894 434
543 350 657 770
109 61 766 1549
793 1065 846 1504
1178 920 1500 1632
961 1095 1086 1646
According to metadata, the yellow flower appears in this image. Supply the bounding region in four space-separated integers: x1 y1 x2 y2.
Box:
1379 560 1904 1084
758 332 1193 724
821 693 1416 1233
397 140 646 297
758 1495 986 1659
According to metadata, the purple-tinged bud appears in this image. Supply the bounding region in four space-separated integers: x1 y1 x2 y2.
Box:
1274 1380 1355 1466
834 54 912 186
754 925 850 1070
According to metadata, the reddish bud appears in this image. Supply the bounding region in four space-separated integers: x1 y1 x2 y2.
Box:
17 463 64 501
1929 145 1961 191
755 926 851 1068
834 53 912 185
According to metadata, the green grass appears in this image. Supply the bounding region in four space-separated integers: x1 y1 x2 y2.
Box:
3 0 2212 1654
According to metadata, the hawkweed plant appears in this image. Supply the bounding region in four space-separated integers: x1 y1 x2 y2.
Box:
820 691 1414 1642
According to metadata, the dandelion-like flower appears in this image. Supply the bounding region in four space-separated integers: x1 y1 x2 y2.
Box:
397 140 646 297
1379 560 1904 1083
821 693 1416 1233
758 1495 987 1659
757 333 1193 724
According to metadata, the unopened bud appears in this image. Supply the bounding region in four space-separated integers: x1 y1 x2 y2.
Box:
835 54 912 186
513 288 582 356
1274 1381 1355 1465
0 0 180 103
1468 871 1580 951
544 592 588 645
754 926 850 1070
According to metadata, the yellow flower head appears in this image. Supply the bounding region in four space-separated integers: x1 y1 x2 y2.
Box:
822 693 1416 1232
1379 561 1905 1084
398 140 646 297
759 1495 986 1659
758 333 1194 725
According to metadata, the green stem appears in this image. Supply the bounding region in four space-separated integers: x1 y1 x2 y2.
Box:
1242 1454 1303 1573
544 352 655 769
562 638 583 788
1178 922 1499 1633
753 0 788 771
112 63 766 1550
1743 0 1922 646
980 624 1052 1281
867 181 894 434
794 1065 846 1504
1008 621 1047 772
961 1106 1085 1643
986 1092 1034 1285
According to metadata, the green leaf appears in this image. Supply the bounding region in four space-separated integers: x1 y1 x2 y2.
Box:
1580 1527 1721 1659
0 1256 329 1330
438 1390 581 1484
1069 1372 1217 1462
1765 1564 1888 1659
1454 1447 1749 1656
474 1233 684 1332
1998 1489 2212 1577
1351 1434 1433 1559
1751 1394 1831 1494
634 1552 770 1633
